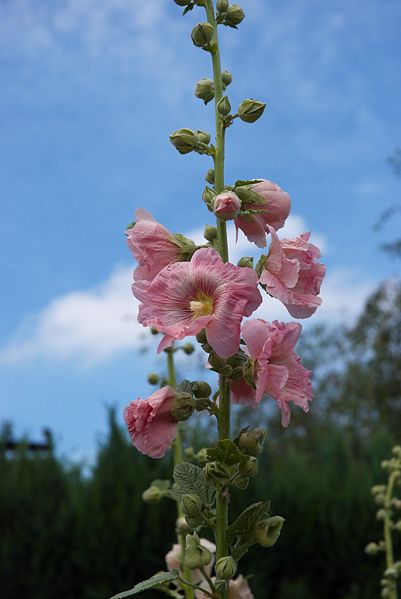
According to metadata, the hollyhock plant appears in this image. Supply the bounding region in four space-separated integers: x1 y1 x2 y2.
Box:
259 226 326 318
195 575 254 599
234 179 291 248
213 191 241 221
132 247 262 359
126 208 195 282
123 385 178 459
232 319 313 426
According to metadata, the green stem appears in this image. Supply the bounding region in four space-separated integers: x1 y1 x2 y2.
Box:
384 471 398 599
205 3 230 598
166 349 194 599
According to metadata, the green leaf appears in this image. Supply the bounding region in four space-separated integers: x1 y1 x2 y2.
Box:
227 501 271 560
173 462 215 507
207 439 248 466
234 179 263 187
110 570 179 598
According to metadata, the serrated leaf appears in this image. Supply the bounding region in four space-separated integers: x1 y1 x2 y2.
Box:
110 570 179 598
227 501 269 539
207 439 248 466
173 462 215 507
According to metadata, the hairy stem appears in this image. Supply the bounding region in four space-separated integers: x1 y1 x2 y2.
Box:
205 2 230 597
166 349 194 599
384 471 398 599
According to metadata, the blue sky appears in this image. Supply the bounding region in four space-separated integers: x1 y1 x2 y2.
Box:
1 0 400 458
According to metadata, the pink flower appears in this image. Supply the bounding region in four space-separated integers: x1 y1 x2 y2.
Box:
133 248 262 359
126 208 182 282
235 179 291 248
259 227 325 318
232 319 313 427
195 575 254 599
214 191 241 221
123 385 177 458
166 539 216 584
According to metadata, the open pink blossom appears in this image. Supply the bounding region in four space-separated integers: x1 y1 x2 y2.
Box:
214 191 241 221
259 226 325 318
123 385 177 459
235 179 291 248
166 538 216 584
195 575 254 599
126 208 182 282
133 247 262 359
232 319 313 427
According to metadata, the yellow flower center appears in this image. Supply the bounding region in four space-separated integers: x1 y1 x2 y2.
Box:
189 295 214 318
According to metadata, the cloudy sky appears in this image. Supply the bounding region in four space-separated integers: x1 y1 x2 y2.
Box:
1 0 400 458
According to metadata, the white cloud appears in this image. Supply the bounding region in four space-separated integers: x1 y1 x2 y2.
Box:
0 217 372 367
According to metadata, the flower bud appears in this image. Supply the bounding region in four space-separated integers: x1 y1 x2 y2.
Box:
170 392 195 421
392 498 401 509
214 191 241 221
216 0 229 11
147 373 160 385
170 128 198 154
375 493 386 505
372 485 387 495
237 256 254 268
233 475 249 490
237 99 266 123
394 521 401 531
221 70 232 86
215 556 237 580
202 186 216 209
185 533 213 569
384 568 397 579
217 96 231 116
205 169 215 185
195 78 215 105
205 461 234 484
176 516 191 536
195 448 208 463
150 326 159 335
175 0 191 5
197 130 211 145
238 456 258 478
142 486 162 504
185 447 195 458
376 509 386 521
204 225 218 242
237 428 266 456
254 515 285 548
193 381 212 398
191 22 214 49
182 494 203 517
225 4 245 27
365 542 380 556
183 342 195 355
208 351 226 370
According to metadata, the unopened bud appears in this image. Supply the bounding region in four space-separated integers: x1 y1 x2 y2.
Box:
191 22 214 49
214 191 241 221
170 392 195 421
393 498 401 509
195 78 215 105
176 516 191 536
142 486 162 504
216 0 229 11
215 556 237 580
204 224 218 242
237 256 254 268
372 485 387 495
394 521 401 531
202 186 216 208
365 542 380 556
375 493 386 505
205 169 215 185
183 342 195 355
254 515 285 548
185 534 212 569
237 99 266 123
147 373 160 385
237 427 266 456
392 445 401 457
221 70 232 86
384 568 397 579
233 475 249 490
376 509 386 521
197 130 211 145
193 381 212 398
208 351 226 370
170 128 198 154
238 456 258 478
225 4 245 27
195 448 208 463
182 494 203 517
150 326 159 335
217 96 231 116
205 461 233 484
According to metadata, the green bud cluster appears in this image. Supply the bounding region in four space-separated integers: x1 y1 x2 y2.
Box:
191 22 215 51
170 391 195 421
185 532 213 569
170 128 212 155
236 427 266 457
195 78 215 104
216 2 245 29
